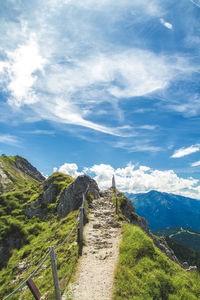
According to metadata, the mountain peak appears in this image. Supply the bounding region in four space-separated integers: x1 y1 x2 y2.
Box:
0 154 45 194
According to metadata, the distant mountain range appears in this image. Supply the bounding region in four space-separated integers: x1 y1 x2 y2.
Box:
126 190 200 230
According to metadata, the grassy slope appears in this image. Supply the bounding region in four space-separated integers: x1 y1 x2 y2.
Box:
0 155 39 193
0 172 80 299
165 237 200 271
114 224 200 300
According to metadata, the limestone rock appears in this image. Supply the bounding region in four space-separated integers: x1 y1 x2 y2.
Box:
42 176 59 204
57 175 99 218
14 156 45 182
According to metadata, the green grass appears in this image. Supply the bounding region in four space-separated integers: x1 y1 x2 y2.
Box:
0 171 79 299
0 210 80 300
0 154 40 193
114 223 200 300
165 237 200 271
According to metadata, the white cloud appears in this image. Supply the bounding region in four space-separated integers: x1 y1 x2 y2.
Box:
191 160 200 167
0 134 20 146
91 163 200 199
26 130 55 135
57 163 83 178
160 18 173 30
139 125 157 130
168 96 200 117
190 0 200 9
0 0 196 137
5 36 46 107
113 140 162 152
171 144 200 158
55 161 200 199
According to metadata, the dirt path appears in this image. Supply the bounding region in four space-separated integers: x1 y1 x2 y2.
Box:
64 190 122 300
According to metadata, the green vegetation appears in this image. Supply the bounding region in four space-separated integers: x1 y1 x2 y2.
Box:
0 171 79 299
112 191 141 224
0 211 79 299
114 223 200 299
153 227 200 253
165 237 200 271
0 154 39 194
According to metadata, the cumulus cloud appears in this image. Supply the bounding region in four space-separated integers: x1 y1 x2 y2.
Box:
5 36 46 107
55 163 83 178
55 162 200 199
160 18 173 30
171 144 200 158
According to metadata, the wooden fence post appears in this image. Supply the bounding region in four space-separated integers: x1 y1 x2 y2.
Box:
26 278 41 300
78 207 84 256
49 247 61 300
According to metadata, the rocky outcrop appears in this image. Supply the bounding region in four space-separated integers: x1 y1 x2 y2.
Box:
57 175 99 218
14 156 45 182
182 262 197 271
25 174 100 219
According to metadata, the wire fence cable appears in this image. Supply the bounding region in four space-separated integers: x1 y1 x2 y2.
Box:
3 250 51 300
3 186 88 300
55 215 79 250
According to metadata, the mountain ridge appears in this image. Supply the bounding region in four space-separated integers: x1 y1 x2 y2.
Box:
0 155 200 299
0 154 45 194
126 190 200 230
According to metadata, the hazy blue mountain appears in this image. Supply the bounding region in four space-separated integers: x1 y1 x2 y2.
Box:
126 190 200 230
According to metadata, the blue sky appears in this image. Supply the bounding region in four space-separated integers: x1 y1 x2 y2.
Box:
1 0 200 198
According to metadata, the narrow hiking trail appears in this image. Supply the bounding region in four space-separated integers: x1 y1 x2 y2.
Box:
65 189 122 300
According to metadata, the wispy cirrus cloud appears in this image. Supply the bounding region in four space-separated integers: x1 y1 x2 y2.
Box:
190 0 200 9
113 140 162 152
0 0 199 139
171 144 200 158
0 134 20 146
191 160 200 167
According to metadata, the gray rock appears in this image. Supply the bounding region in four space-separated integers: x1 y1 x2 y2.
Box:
42 176 59 204
14 156 45 182
182 262 189 269
57 175 99 218
187 265 197 271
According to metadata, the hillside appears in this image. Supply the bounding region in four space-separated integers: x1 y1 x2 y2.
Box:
164 237 200 272
0 154 45 194
127 190 200 230
0 169 99 299
0 156 200 299
114 223 200 299
153 227 200 253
